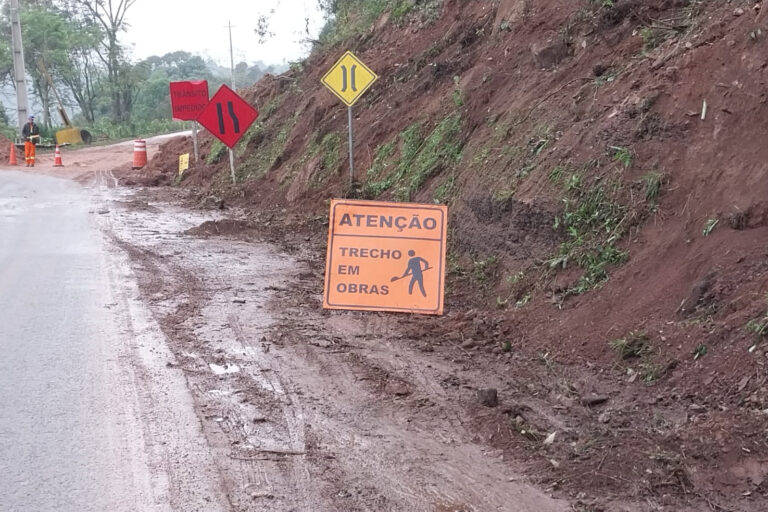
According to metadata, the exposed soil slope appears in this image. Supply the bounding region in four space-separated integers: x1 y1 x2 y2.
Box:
128 1 768 509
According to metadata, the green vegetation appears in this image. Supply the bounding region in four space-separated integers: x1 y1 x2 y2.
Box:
308 132 344 188
639 27 660 51
361 142 397 198
235 122 264 154
317 0 440 45
639 362 668 383
472 255 498 285
391 0 415 20
549 165 566 184
746 298 768 352
702 218 719 237
530 125 552 157
260 95 285 121
746 316 768 338
361 113 464 202
611 146 633 169
641 171 664 204
433 172 457 204
0 2 283 141
207 140 227 164
452 76 465 107
91 118 182 140
610 330 671 383
593 68 620 87
549 164 628 295
610 330 651 360
235 122 292 181
464 123 550 202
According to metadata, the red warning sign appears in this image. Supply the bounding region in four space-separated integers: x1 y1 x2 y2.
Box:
323 199 448 315
196 84 259 149
169 80 209 121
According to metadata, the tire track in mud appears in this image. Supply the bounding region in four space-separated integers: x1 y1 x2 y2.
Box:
258 276 571 511
100 194 325 511
267 313 541 511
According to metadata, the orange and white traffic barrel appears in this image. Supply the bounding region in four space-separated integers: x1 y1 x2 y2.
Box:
132 139 147 169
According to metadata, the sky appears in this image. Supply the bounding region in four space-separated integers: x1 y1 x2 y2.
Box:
123 0 327 67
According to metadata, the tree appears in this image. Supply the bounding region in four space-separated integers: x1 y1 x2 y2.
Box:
57 8 103 123
71 0 136 122
131 52 217 123
19 5 72 127
13 3 107 127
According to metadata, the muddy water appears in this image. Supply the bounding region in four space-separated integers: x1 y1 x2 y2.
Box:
98 179 569 511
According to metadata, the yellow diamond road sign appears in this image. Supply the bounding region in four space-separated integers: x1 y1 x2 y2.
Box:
321 51 378 107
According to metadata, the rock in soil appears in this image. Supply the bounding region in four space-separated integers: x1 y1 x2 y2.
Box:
478 388 499 407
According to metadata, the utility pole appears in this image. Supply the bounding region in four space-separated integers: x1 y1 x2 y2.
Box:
227 21 236 183
10 0 29 135
228 21 236 91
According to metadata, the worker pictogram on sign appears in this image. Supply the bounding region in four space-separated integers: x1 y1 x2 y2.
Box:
391 250 431 297
323 200 448 315
196 84 259 148
321 51 378 107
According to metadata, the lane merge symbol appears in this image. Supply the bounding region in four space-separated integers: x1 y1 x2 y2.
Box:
216 101 240 135
196 84 258 148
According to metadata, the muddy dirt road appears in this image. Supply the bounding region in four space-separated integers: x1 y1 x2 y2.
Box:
0 139 568 511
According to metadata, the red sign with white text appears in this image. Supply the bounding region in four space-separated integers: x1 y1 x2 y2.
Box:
196 85 259 148
170 80 209 121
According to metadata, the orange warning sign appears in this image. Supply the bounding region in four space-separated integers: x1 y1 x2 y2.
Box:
323 199 448 315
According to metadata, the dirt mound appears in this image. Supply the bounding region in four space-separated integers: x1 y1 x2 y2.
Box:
0 133 18 164
185 219 255 238
126 0 768 509
120 136 197 187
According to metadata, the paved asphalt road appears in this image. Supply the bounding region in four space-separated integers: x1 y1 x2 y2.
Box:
0 171 226 512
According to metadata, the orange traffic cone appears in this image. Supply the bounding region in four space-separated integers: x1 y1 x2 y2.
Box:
53 145 64 167
132 139 147 169
8 142 17 165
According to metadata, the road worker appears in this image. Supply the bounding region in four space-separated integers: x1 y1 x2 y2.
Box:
21 115 40 167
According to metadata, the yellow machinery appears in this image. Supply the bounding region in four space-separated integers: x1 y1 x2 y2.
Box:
53 106 91 145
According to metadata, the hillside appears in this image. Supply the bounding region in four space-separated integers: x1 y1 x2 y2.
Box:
130 1 768 510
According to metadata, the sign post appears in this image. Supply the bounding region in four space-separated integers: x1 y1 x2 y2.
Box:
323 200 448 315
192 122 200 162
169 80 209 162
321 51 378 186
347 107 354 183
196 84 259 184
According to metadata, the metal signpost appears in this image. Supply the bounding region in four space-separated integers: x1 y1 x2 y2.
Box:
169 80 209 162
321 51 378 185
196 84 259 184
